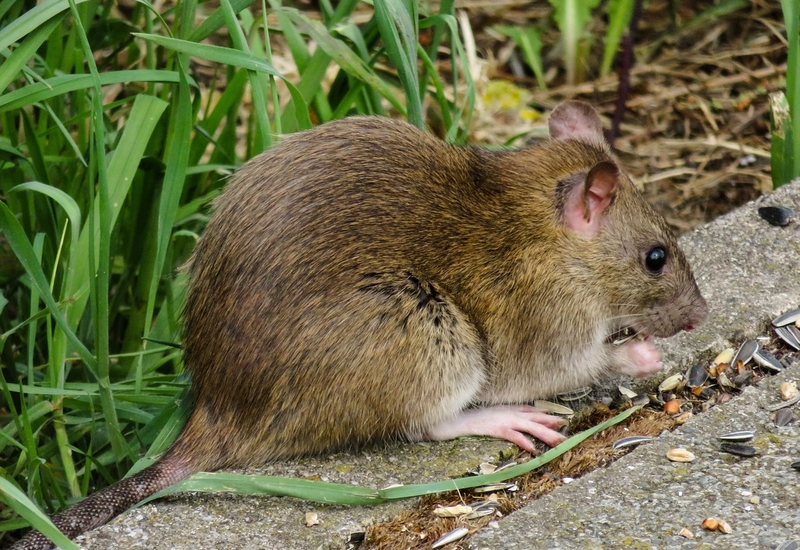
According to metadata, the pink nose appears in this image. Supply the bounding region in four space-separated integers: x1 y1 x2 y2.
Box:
684 325 695 332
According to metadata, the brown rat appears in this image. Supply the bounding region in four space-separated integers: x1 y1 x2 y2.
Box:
13 101 707 549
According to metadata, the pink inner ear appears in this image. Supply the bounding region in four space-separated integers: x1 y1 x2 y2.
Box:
563 161 620 238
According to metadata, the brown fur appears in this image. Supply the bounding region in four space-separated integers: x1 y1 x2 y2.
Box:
13 102 707 549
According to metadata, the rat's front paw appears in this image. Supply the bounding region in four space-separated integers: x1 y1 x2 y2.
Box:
613 339 663 378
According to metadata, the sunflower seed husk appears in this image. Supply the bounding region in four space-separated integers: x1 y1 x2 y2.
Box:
720 443 757 457
613 436 653 449
659 373 684 392
713 348 735 366
758 205 794 226
775 326 800 350
606 326 637 345
730 340 759 369
753 349 784 372
472 483 518 494
773 308 800 327
717 519 733 534
618 385 638 399
781 381 799 401
687 364 709 388
679 527 694 538
533 400 574 415
556 386 591 401
432 527 469 548
667 448 696 462
767 394 800 410
774 408 794 427
468 500 501 511
792 461 800 471
718 430 754 442
732 371 754 387
463 506 497 520
775 541 800 550
433 505 473 518
717 370 736 389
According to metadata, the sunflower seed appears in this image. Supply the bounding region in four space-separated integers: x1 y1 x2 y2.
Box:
667 448 696 462
613 436 653 449
713 348 735 366
730 339 759 368
753 349 784 372
718 430 754 442
432 527 469 548
659 373 684 392
775 541 800 550
774 408 794 427
463 507 497 520
775 326 800 350
618 385 638 399
556 386 591 401
781 382 798 401
767 395 800 410
720 443 757 457
792 461 800 471
472 483 518 494
773 308 800 327
758 205 794 226
433 505 473 518
533 400 574 415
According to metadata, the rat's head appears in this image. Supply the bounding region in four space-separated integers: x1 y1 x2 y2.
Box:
548 101 708 341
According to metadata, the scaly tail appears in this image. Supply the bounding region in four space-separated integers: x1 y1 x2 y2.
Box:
11 451 195 550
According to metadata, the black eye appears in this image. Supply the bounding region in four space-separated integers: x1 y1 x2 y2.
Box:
645 247 666 274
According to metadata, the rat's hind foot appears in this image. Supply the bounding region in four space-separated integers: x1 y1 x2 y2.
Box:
423 405 567 452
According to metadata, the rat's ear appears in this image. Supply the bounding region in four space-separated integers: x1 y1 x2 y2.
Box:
562 161 619 237
549 101 605 144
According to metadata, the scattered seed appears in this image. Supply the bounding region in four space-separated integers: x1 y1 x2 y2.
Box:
767 394 800 410
679 527 694 539
463 508 496 520
758 205 794 226
753 349 784 372
432 527 469 548
478 462 497 475
686 364 709 388
713 348 734 366
305 512 320 527
612 436 654 450
717 519 733 534
658 373 684 392
775 541 800 550
667 448 696 462
493 461 517 473
472 483 518 494
791 461 800 471
618 385 638 399
720 443 757 457
774 408 794 426
781 382 799 401
664 399 682 415
775 326 800 350
731 340 759 369
556 386 591 401
718 430 754 442
631 393 650 406
732 371 754 386
433 505 473 518
773 308 800 327
533 400 574 415
675 411 693 424
702 518 719 531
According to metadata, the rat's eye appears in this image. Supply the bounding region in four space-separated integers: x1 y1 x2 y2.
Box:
645 247 667 274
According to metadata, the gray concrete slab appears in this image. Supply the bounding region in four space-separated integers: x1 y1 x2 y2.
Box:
77 179 800 549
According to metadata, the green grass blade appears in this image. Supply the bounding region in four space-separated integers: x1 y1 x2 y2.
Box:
494 26 546 91
781 0 800 179
374 0 422 127
0 0 86 53
0 478 81 550
601 0 635 78
0 71 184 113
770 91 794 188
133 33 311 129
146 406 641 506
0 13 63 94
0 201 96 371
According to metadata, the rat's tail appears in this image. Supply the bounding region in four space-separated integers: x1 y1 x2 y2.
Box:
10 449 196 550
